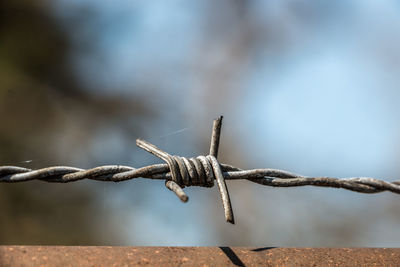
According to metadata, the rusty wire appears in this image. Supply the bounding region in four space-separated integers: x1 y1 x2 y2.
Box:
1 116 400 224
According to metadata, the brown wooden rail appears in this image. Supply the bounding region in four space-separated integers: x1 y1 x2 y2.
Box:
1 246 400 266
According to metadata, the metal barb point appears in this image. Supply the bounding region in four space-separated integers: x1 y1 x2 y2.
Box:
208 116 235 224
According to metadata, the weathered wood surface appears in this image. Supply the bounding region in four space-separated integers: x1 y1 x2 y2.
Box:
1 246 400 266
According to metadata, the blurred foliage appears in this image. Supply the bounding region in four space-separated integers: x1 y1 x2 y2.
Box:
0 0 150 244
0 183 99 245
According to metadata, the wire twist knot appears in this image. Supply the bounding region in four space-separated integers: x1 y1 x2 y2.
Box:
136 116 234 223
166 155 216 188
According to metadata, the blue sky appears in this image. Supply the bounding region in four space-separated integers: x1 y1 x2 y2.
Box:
53 0 400 246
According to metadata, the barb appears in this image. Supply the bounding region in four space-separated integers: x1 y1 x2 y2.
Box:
1 116 400 224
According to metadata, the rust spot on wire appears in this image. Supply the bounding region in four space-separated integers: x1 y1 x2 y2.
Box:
1 116 400 224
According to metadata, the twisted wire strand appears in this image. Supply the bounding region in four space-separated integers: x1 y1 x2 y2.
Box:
1 116 400 224
2 165 400 194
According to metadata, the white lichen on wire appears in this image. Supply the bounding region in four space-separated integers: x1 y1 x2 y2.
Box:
1 116 400 224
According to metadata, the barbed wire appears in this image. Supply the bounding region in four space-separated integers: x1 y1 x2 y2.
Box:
1 116 400 224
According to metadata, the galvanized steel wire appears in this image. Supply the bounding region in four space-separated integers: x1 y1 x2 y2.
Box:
1 116 400 224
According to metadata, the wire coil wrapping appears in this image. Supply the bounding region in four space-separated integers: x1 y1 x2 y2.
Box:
2 116 400 224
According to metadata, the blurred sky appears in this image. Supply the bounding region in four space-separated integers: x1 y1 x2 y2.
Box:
40 0 400 246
